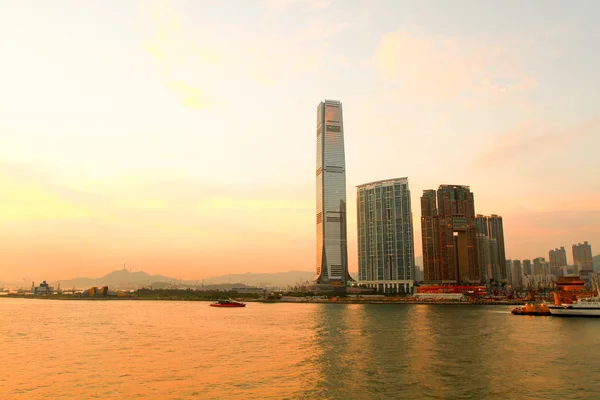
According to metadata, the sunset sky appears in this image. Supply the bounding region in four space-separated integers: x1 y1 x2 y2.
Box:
1 0 599 282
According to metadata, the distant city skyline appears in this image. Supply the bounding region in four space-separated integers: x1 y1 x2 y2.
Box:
0 1 599 281
508 241 595 267
503 241 596 287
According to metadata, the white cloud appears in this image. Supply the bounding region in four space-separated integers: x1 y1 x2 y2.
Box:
139 0 349 100
266 0 332 11
374 31 536 103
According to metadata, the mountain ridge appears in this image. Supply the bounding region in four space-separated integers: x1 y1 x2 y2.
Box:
6 254 428 289
52 269 361 289
55 269 174 289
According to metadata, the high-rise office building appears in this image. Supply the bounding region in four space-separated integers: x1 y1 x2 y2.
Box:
523 259 532 276
511 260 523 288
420 185 479 284
488 215 507 280
475 214 507 284
573 241 593 280
421 190 439 282
357 178 415 293
533 257 550 275
314 100 351 285
476 234 493 283
475 215 490 282
549 247 567 270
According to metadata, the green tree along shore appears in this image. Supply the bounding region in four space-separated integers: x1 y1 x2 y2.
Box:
1 289 527 305
2 288 341 301
134 288 264 301
1 289 265 301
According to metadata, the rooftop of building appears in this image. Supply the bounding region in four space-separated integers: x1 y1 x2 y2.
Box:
356 177 409 189
439 184 470 188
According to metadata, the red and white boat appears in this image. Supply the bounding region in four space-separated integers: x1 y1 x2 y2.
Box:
210 299 246 308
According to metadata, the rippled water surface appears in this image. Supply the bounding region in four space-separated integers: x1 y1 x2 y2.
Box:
1 298 599 399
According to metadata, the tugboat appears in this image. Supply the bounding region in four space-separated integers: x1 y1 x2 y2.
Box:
511 303 551 316
210 299 246 308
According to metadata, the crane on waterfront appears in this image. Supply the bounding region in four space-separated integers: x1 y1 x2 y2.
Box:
22 278 34 292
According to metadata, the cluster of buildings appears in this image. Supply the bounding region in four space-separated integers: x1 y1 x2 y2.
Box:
81 286 127 298
505 241 595 290
420 186 506 286
310 99 594 294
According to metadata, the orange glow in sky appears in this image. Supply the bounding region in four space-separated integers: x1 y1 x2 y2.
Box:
0 0 598 282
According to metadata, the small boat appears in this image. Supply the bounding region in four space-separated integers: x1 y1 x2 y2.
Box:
210 299 246 308
511 303 551 316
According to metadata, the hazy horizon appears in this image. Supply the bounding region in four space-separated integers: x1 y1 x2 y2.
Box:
10 267 324 285
1 0 599 282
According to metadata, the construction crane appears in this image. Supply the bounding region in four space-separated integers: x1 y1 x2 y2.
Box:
23 278 34 293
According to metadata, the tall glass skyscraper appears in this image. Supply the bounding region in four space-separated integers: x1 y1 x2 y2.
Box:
314 100 351 285
357 178 415 293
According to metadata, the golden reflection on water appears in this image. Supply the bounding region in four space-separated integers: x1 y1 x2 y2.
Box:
407 305 439 394
2 299 600 399
1 299 320 399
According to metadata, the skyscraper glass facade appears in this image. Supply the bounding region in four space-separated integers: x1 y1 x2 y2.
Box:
357 178 415 293
314 100 350 284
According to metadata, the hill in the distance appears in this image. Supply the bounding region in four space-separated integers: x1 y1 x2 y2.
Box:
11 254 591 290
594 254 600 272
54 269 320 289
53 269 366 290
56 269 174 289
203 270 317 287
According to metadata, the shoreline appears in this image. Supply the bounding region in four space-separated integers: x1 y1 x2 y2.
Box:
0 295 525 306
253 299 525 305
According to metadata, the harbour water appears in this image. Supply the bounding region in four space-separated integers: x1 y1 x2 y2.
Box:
2 298 599 399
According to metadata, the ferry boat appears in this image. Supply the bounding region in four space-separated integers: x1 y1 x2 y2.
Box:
511 303 551 316
209 299 246 308
549 277 600 317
